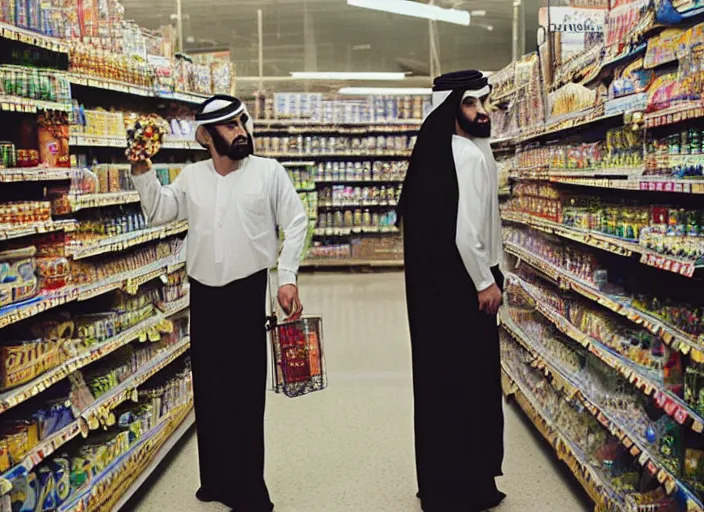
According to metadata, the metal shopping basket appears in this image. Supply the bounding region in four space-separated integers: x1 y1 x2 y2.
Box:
267 314 327 398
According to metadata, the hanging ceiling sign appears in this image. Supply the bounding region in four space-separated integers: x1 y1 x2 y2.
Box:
547 7 607 33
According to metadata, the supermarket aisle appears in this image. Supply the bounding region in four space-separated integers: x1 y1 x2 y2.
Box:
131 273 591 512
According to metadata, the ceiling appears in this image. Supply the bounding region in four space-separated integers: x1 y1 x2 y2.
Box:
124 0 541 93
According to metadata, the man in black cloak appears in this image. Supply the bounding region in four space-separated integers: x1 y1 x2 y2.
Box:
398 69 506 512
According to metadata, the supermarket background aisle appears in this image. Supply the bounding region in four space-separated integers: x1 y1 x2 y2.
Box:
130 273 591 512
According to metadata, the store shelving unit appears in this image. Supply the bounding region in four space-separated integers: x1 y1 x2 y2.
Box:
254 94 422 268
0 9 205 511
494 1 704 510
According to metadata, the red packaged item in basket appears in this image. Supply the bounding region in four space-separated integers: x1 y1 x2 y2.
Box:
267 301 326 398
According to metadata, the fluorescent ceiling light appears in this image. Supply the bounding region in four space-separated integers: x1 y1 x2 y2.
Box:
347 0 470 26
339 87 432 95
290 72 407 80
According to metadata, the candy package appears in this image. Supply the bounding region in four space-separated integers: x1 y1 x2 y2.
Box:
124 114 170 163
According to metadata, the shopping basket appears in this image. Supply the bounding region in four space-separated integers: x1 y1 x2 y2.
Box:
266 279 327 398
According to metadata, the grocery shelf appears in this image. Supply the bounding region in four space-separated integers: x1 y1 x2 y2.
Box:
301 258 403 268
313 226 399 236
76 255 185 302
0 219 76 241
0 95 71 113
645 101 704 129
67 74 209 104
0 421 82 487
69 134 205 151
501 210 702 278
314 177 406 184
281 161 317 167
501 366 626 512
66 220 188 260
511 166 645 180
81 335 191 424
508 273 704 432
69 135 128 148
0 255 186 329
0 335 191 491
500 311 704 510
113 408 196 511
0 287 78 330
69 191 141 211
548 176 704 195
0 297 189 415
161 139 207 151
255 119 422 127
491 110 624 147
318 200 398 208
509 167 704 195
580 43 648 88
0 167 79 183
0 21 68 53
258 151 412 159
503 241 704 356
58 400 194 512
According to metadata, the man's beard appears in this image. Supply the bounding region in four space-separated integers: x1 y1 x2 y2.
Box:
457 112 492 139
207 127 253 160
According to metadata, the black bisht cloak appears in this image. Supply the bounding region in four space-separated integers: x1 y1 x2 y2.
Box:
398 87 505 509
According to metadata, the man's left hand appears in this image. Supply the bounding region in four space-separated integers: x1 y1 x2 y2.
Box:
278 284 303 320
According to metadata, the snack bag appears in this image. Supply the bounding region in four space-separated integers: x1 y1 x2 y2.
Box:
124 114 170 163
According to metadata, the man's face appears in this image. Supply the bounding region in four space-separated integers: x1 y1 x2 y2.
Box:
213 116 249 148
200 113 253 160
457 95 491 139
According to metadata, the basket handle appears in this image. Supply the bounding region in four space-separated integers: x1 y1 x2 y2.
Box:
266 270 278 332
267 269 303 326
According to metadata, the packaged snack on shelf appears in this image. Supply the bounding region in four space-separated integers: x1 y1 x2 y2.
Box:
0 246 39 310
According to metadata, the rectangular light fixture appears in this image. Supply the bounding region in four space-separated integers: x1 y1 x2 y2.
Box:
347 0 471 26
290 72 407 80
339 87 432 95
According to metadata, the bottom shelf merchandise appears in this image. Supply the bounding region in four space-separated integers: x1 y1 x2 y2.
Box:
502 333 679 511
0 311 189 484
501 288 704 509
305 234 404 264
2 355 193 512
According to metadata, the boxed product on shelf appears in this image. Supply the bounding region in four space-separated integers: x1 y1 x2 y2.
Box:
70 105 125 139
0 333 67 392
350 235 403 261
6 357 192 512
69 208 147 241
0 384 75 471
158 268 187 304
0 246 39 309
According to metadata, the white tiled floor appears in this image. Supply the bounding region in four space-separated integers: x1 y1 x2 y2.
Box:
130 273 592 512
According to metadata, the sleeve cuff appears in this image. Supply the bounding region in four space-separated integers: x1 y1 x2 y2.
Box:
130 169 157 186
474 276 496 293
278 269 297 287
